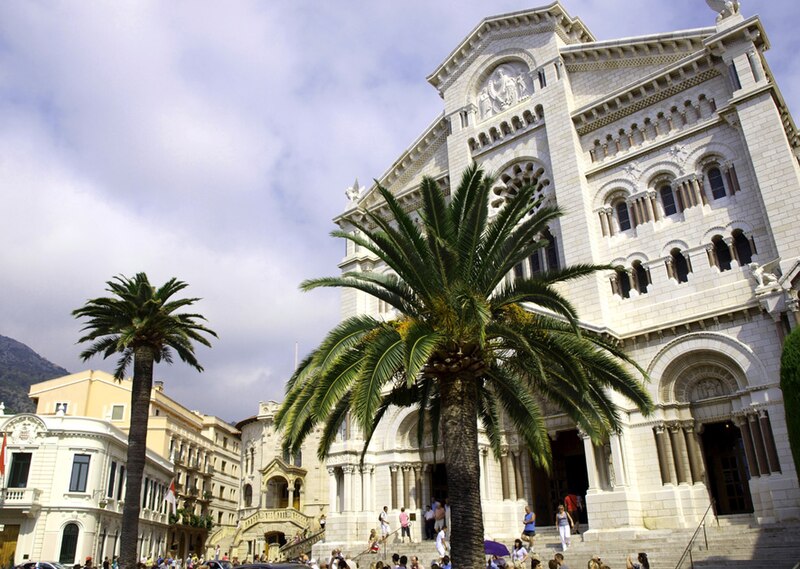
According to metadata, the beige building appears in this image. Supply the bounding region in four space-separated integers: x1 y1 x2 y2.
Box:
28 370 241 559
320 0 800 556
231 401 329 562
0 407 172 566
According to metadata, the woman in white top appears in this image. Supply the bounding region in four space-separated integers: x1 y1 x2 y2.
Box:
511 539 529 569
555 504 574 551
436 525 449 558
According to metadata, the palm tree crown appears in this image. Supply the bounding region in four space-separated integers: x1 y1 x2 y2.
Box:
277 165 652 568
73 272 216 569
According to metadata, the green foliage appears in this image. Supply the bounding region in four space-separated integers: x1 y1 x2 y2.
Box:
780 325 800 476
277 165 653 465
169 508 213 530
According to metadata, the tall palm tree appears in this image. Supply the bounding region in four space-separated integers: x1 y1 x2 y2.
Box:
276 165 653 568
73 273 216 569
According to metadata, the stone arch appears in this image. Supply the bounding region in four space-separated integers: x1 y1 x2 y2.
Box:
686 142 737 173
647 332 769 404
725 219 755 234
593 178 637 209
646 169 678 191
466 49 536 101
658 350 743 404
472 56 535 121
625 251 650 264
490 158 553 212
660 239 690 257
701 225 730 244
640 160 683 182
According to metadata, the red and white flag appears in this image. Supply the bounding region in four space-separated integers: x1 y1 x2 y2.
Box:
164 479 177 514
0 432 6 476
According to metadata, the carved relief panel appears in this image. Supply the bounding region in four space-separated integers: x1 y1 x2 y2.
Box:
477 62 533 120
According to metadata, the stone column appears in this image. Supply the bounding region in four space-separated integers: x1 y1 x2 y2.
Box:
342 465 353 512
735 415 760 477
609 433 628 487
749 414 771 476
759 410 782 473
500 450 510 500
413 465 423 510
353 467 363 512
513 451 525 499
599 210 610 237
402 466 411 509
479 448 489 497
691 176 707 205
328 467 338 513
646 191 658 221
684 423 705 484
288 480 295 509
361 466 370 512
579 430 601 492
507 452 518 501
604 207 615 236
669 423 691 484
421 465 431 508
390 465 399 510
654 425 674 485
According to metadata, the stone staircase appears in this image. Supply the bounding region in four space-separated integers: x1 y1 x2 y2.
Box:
349 522 800 569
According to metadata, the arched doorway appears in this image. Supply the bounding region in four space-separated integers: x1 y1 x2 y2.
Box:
701 421 753 515
529 429 588 526
59 523 80 565
265 476 289 509
264 532 286 561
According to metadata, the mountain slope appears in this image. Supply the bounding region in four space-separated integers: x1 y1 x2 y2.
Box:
0 334 69 414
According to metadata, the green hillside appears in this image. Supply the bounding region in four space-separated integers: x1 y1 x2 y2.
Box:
0 334 69 414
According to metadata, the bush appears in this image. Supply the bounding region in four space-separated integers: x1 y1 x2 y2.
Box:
780 325 800 476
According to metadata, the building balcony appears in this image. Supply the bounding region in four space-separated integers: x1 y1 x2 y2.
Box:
238 508 311 533
1 487 43 517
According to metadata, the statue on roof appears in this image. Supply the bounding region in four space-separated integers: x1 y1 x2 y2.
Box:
345 178 363 203
706 0 740 21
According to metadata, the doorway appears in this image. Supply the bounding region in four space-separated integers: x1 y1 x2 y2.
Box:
0 524 19 568
701 421 753 515
430 463 448 502
530 429 589 526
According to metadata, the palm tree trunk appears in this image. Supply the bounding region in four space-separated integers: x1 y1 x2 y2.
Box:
439 373 484 569
120 346 155 569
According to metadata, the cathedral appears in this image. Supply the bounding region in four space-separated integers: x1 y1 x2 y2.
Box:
320 0 800 553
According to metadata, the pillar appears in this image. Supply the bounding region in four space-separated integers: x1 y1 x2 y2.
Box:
684 423 705 484
749 414 771 476
654 426 674 485
580 430 602 492
759 410 782 473
513 451 525 499
500 451 510 500
669 424 691 484
736 416 761 477
288 481 295 510
599 210 610 237
353 467 363 512
327 467 338 513
361 466 370 512
646 191 657 222
692 176 707 205
402 466 411 509
609 433 628 487
390 465 399 510
421 465 431 508
413 465 422 510
342 465 353 512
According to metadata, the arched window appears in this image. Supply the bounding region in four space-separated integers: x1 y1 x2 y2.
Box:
243 484 253 507
513 262 524 279
712 235 732 271
732 230 754 265
633 261 650 294
670 249 691 283
708 167 727 199
613 269 632 299
615 201 632 231
59 523 80 564
528 251 542 276
294 450 302 467
659 184 679 216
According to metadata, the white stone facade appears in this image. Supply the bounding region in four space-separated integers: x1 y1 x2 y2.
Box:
322 1 800 554
0 412 173 565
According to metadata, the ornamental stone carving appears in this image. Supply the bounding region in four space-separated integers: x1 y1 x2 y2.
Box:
478 63 532 120
4 414 47 445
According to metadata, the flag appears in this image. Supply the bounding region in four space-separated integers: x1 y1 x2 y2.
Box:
0 432 6 476
164 479 177 514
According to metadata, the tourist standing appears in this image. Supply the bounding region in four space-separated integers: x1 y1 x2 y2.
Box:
564 493 582 535
434 502 446 532
424 505 435 540
379 505 391 539
554 552 569 569
626 553 649 569
555 504 574 551
436 525 449 558
521 505 536 547
368 528 380 552
399 507 412 543
214 546 220 562
510 539 529 569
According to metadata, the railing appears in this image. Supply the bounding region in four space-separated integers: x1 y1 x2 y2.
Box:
0 488 43 517
675 500 718 569
354 525 403 562
280 529 325 561
238 508 311 533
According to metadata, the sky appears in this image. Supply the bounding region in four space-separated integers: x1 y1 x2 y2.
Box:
1 1 798 423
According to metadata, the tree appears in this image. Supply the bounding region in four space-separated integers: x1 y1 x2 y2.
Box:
73 273 216 569
276 165 653 569
780 325 800 476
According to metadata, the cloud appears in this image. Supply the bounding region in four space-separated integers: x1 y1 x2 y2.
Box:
0 0 797 422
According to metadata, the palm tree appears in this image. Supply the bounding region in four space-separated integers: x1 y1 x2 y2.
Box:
73 273 216 569
276 165 653 568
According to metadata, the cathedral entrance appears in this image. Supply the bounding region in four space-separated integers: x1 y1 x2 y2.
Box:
431 463 448 501
529 429 588 526
701 421 753 515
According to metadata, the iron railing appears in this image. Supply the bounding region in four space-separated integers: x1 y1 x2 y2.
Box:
674 500 718 569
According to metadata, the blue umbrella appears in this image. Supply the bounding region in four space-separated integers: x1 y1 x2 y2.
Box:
484 540 510 557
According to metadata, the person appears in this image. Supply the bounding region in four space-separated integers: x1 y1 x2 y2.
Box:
399 556 408 568
627 553 649 569
555 552 569 569
511 539 528 569
493 555 507 569
549 561 560 569
555 504 574 551
531 560 542 569
434 502 446 532
379 506 391 539
587 557 601 569
487 557 499 569
399 507 412 543
521 505 536 547
320 514 327 531
424 505 435 540
369 528 381 552
564 493 582 535
214 546 220 562
440 556 451 569
410 557 421 569
391 553 400 569
435 525 449 558
103 558 110 569
444 499 451 536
